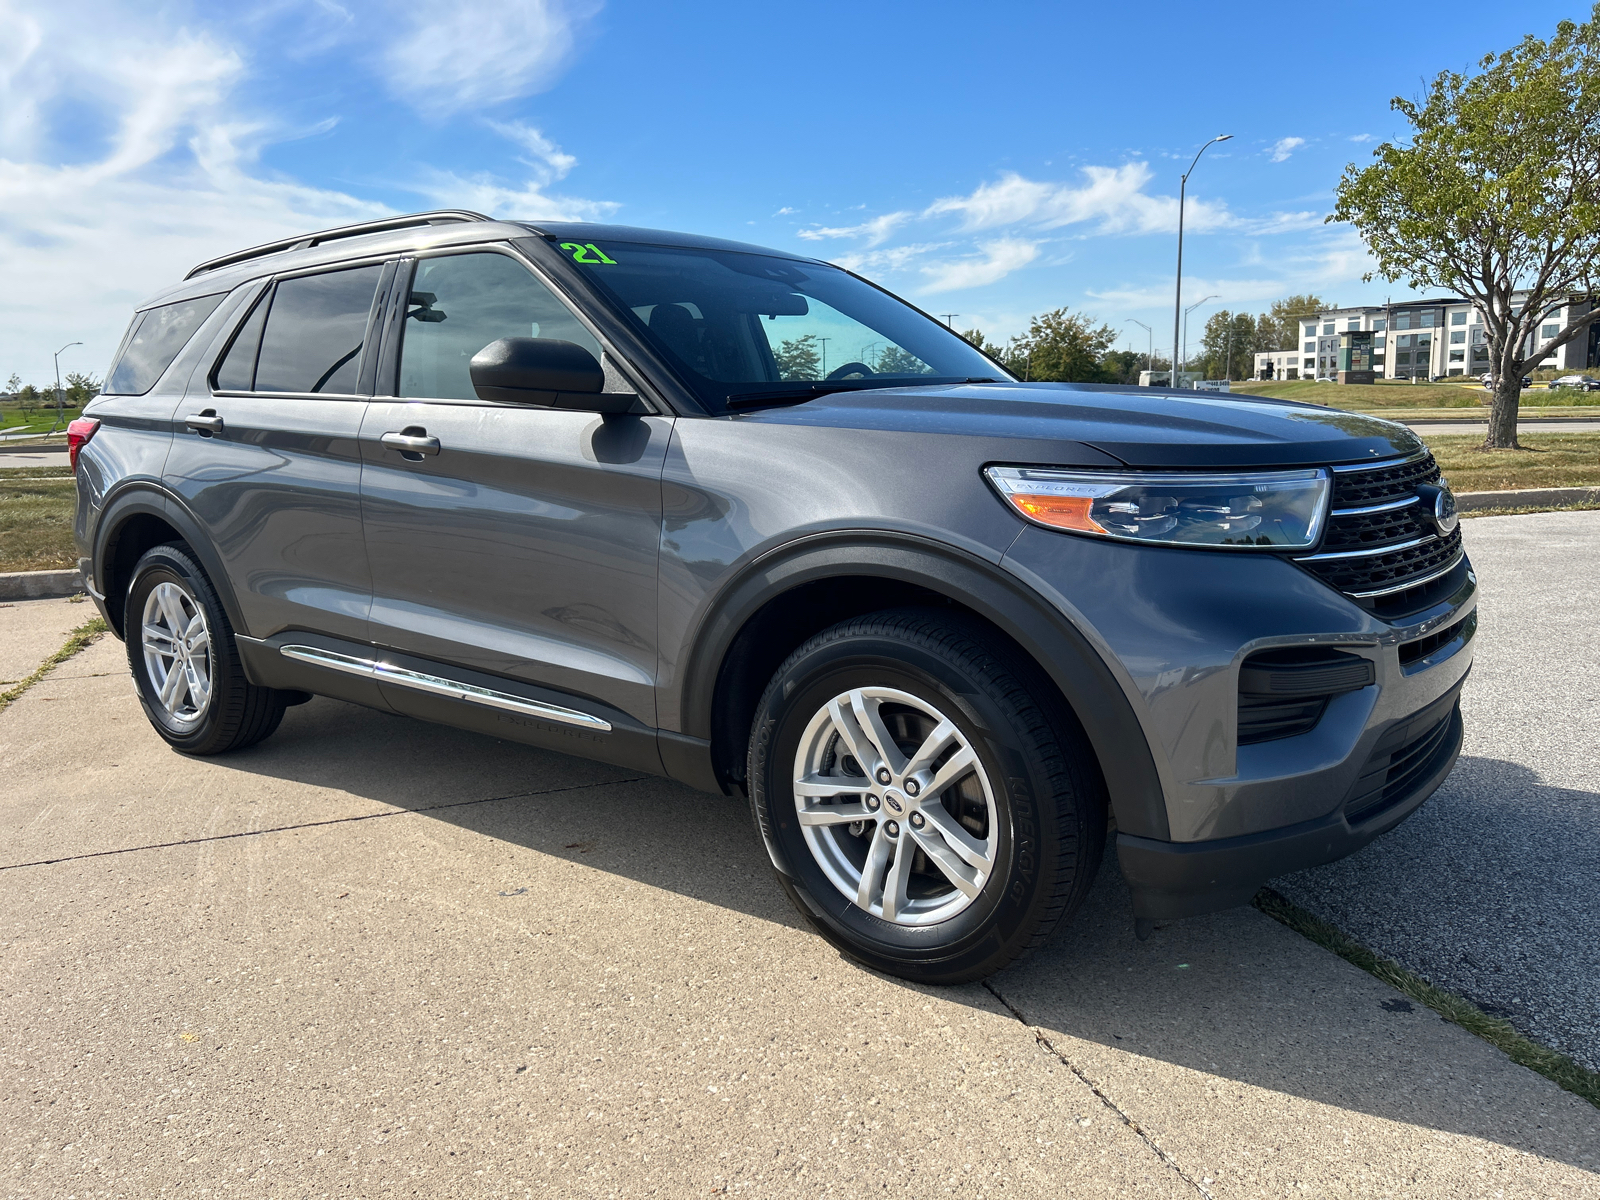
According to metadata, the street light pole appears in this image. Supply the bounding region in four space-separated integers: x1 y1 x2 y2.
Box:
1125 319 1153 380
1171 134 1232 388
52 341 82 433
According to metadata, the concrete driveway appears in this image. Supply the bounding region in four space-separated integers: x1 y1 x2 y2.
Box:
1 596 1597 1195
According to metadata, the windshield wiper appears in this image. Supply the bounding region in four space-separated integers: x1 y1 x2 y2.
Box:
725 377 1001 411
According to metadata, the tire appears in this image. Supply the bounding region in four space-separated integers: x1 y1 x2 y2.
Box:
747 608 1106 984
124 543 288 755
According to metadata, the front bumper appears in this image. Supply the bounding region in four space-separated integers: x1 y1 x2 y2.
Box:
1116 681 1464 919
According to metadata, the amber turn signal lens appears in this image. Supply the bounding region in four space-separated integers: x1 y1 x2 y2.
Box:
1007 492 1106 534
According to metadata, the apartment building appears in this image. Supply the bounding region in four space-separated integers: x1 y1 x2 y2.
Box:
1254 295 1599 381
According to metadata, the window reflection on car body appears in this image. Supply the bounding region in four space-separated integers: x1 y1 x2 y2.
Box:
725 377 1000 410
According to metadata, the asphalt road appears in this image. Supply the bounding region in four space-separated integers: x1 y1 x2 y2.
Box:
1277 510 1600 1073
1 558 1598 1193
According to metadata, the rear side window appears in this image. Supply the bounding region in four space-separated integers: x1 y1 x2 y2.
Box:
252 265 385 394
106 294 225 395
213 291 269 392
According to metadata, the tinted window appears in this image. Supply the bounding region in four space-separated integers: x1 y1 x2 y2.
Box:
399 253 602 400
106 294 225 395
553 241 1007 412
213 291 269 392
254 265 383 394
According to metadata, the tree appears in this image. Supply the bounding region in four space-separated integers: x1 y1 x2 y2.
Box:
17 384 40 415
1333 5 1600 448
773 334 821 381
1007 308 1117 383
64 372 101 407
959 328 1015 374
1098 349 1145 384
1199 311 1269 379
871 345 932 375
1259 295 1332 351
4 373 19 399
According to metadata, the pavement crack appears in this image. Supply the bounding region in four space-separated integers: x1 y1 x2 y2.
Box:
0 775 651 872
983 979 1214 1199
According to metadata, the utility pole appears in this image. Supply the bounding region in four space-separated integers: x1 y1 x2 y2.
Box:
940 314 958 329
817 337 830 378
1224 327 1233 381
1172 134 1232 390
52 341 82 433
1182 295 1217 387
1125 319 1153 380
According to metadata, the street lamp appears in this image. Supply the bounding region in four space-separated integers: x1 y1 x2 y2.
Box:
52 341 82 433
1183 295 1217 384
1171 134 1232 389
1125 319 1153 379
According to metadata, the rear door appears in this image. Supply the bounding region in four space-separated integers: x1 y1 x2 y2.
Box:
165 260 394 643
358 246 671 727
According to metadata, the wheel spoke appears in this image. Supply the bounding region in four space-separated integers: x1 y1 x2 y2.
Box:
855 823 893 910
796 801 873 826
903 717 958 780
184 661 209 711
142 623 178 655
793 774 865 799
849 690 906 777
186 627 211 655
157 587 187 639
826 697 882 777
158 659 187 709
909 825 984 899
917 803 992 872
923 745 978 801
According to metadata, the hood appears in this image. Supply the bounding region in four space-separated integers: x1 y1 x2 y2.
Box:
740 382 1424 469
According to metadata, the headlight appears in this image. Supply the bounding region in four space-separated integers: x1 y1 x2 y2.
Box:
984 465 1330 550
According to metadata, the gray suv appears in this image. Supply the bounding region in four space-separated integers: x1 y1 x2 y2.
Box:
72 211 1475 982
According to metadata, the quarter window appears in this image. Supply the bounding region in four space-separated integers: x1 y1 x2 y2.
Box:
107 294 225 395
398 252 603 401
253 266 386 394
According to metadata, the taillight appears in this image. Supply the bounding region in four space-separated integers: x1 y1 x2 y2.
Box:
67 417 100 470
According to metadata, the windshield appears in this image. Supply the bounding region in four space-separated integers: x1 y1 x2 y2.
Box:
545 239 1010 411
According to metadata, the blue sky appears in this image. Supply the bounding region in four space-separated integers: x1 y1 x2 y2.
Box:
1 0 1588 384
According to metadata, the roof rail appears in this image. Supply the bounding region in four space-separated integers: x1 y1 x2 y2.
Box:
184 210 494 280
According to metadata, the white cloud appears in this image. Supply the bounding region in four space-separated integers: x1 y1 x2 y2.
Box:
796 211 912 246
828 242 949 275
1349 133 1375 143
773 205 797 216
925 165 1232 236
0 2 613 383
1270 136 1306 163
379 0 602 118
918 239 1039 294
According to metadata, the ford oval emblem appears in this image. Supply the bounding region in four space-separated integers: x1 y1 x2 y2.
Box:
1416 483 1458 536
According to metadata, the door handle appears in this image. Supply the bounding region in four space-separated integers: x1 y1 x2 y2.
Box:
381 429 441 458
185 411 224 435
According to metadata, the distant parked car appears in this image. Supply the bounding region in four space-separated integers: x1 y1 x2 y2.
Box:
1550 374 1600 391
1480 372 1531 390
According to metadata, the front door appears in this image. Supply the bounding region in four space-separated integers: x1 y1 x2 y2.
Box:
358 248 671 728
165 261 393 644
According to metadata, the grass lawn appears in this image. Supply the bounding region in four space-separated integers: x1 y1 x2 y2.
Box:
1420 433 1600 492
0 404 83 435
0 467 77 572
1231 379 1598 410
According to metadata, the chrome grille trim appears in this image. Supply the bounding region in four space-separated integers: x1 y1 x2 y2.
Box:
1329 452 1430 473
1343 549 1467 599
1296 533 1438 562
279 644 612 731
1330 495 1420 518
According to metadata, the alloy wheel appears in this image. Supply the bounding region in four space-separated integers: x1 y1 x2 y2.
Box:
141 580 214 725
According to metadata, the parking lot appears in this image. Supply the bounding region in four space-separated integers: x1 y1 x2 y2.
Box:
2 517 1598 1197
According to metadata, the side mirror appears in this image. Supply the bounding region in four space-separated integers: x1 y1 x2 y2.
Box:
469 338 637 414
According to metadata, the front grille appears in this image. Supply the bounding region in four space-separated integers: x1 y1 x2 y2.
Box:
1399 610 1477 667
1342 696 1461 825
1294 452 1465 604
1238 647 1375 745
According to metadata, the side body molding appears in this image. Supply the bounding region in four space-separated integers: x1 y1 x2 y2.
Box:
670 530 1170 841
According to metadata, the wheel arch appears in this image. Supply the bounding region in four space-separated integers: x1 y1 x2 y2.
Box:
680 531 1170 841
94 484 248 642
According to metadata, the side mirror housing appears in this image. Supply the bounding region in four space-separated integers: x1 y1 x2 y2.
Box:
469 338 637 414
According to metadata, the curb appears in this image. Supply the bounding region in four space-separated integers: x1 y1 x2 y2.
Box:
1457 485 1600 512
0 569 84 600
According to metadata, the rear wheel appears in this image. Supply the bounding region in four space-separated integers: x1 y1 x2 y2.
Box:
125 543 287 755
748 608 1105 983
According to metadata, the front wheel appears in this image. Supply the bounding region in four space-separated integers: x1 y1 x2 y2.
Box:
125 543 288 755
747 609 1106 984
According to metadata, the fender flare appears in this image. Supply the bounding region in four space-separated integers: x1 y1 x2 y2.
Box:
675 530 1170 841
94 482 251 641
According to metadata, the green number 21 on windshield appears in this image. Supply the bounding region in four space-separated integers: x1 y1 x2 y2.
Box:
561 242 617 265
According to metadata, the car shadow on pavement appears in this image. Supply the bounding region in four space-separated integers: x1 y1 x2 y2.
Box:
211 699 1598 1169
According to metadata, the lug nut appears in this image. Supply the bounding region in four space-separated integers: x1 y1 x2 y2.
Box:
905 779 920 796
875 767 892 785
885 821 900 837
865 795 881 811
909 811 925 829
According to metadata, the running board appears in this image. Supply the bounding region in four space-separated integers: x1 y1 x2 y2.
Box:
277 644 612 733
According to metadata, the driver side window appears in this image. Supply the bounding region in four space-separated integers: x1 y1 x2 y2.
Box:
756 297 934 382
398 252 602 400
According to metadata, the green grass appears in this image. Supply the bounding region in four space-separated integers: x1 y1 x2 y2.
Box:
0 471 78 572
0 616 107 718
1418 433 1600 492
1254 888 1600 1110
0 403 82 435
1232 379 1598 410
